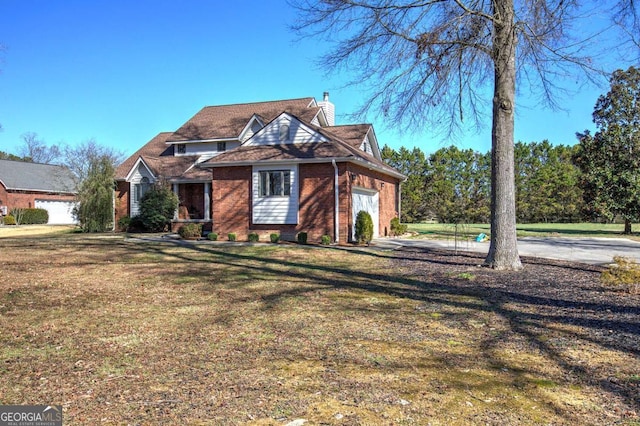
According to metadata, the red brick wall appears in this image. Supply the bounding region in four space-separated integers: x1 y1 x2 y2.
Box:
0 184 76 213
210 162 401 243
346 163 401 240
212 166 251 239
114 181 129 225
298 163 335 241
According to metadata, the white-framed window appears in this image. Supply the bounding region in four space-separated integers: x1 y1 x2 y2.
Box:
258 170 291 197
135 177 151 202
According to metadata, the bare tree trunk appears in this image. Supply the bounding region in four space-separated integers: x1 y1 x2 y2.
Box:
485 0 522 270
624 218 632 234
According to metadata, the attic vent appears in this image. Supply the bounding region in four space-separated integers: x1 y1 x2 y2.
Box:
176 144 186 154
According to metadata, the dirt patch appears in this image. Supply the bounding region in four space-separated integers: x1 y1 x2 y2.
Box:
0 224 77 237
0 235 638 425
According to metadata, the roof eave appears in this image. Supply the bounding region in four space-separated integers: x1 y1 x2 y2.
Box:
203 156 407 180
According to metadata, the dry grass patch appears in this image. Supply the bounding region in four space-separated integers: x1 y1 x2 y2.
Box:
0 234 638 425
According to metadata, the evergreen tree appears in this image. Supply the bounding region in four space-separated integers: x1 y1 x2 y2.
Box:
75 155 115 232
575 66 640 234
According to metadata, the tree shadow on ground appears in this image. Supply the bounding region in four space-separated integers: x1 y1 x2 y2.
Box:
130 238 640 416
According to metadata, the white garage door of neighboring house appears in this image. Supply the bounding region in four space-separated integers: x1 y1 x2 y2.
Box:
34 200 78 225
352 187 379 240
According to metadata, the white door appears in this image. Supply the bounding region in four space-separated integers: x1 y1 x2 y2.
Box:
352 187 379 240
34 200 78 225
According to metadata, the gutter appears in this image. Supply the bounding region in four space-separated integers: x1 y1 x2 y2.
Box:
332 159 339 244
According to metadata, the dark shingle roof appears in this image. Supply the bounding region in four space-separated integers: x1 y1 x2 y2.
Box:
324 124 372 149
0 159 77 193
167 98 318 142
117 97 404 182
115 132 174 180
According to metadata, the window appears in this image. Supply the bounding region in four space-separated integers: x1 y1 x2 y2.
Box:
279 124 290 142
217 141 227 152
176 144 186 154
135 177 151 202
259 170 291 197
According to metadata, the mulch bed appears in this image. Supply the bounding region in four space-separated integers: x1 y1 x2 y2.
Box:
389 246 640 419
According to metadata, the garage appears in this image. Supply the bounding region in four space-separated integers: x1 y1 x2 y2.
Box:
352 187 379 240
35 200 78 225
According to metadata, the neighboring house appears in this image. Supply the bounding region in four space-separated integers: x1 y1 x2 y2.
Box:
115 94 405 242
0 159 78 224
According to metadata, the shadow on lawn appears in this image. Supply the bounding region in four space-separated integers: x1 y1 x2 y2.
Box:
129 238 640 417
7 234 636 419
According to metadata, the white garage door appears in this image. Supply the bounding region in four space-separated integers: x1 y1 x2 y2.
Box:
352 187 379 240
35 200 78 225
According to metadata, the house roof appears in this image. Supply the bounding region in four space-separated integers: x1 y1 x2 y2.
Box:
167 98 319 142
204 119 404 179
115 132 210 181
116 96 405 183
0 159 77 194
115 132 174 180
325 124 372 149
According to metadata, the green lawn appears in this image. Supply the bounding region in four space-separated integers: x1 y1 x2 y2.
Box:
407 222 640 240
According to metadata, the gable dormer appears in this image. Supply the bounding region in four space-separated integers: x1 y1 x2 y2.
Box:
244 112 328 146
239 114 266 143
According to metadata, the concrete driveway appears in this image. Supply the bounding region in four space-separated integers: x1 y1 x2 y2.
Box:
373 236 640 265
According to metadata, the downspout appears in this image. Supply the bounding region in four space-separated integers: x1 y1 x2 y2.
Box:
398 181 402 223
332 159 339 243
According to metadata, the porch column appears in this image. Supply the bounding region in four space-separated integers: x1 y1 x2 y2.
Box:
172 183 179 220
204 182 211 220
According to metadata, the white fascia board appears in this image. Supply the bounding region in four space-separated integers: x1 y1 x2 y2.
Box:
238 114 265 141
204 156 406 180
244 112 329 146
166 178 210 184
3 186 76 195
307 98 318 108
166 137 238 145
313 108 328 127
125 157 157 182
365 126 382 160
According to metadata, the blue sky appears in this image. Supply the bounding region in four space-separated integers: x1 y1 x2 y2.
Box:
0 1 632 159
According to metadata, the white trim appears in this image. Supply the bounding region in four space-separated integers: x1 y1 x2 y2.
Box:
252 164 299 225
165 137 238 145
238 114 265 141
202 157 406 180
332 159 339 243
125 157 156 182
243 112 329 147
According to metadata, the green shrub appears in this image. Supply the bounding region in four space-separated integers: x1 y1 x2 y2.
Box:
297 232 308 244
601 256 640 294
117 216 131 232
248 232 260 242
178 223 202 239
137 186 179 232
11 208 49 225
355 210 374 244
321 235 332 245
228 233 237 242
270 233 280 243
207 232 218 241
390 217 408 236
3 215 16 225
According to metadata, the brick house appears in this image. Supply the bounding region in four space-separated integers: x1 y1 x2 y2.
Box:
114 95 405 243
0 159 78 224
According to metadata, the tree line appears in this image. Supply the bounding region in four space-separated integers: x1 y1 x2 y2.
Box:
382 141 584 225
